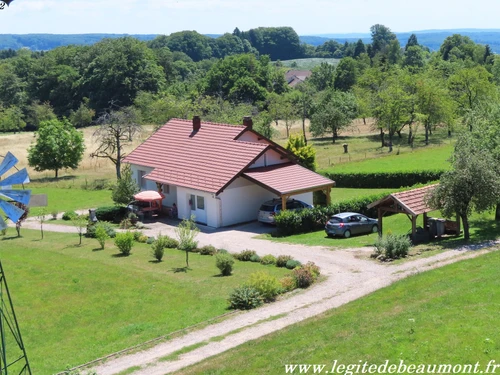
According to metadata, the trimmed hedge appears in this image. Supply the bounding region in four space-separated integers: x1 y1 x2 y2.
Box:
275 192 389 236
95 206 128 223
322 170 444 189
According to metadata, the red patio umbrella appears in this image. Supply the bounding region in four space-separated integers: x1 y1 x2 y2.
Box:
133 190 165 202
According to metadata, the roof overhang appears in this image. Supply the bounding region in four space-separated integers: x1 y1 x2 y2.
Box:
242 163 335 196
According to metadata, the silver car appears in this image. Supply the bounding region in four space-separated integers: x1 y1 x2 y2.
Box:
325 212 378 238
258 199 312 224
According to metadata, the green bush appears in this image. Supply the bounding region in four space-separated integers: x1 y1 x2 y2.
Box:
234 249 256 261
146 237 155 244
302 262 321 280
375 234 412 260
85 222 116 238
216 253 235 276
162 236 179 249
276 255 293 268
217 248 229 254
249 254 261 263
95 223 110 249
95 206 128 223
292 267 314 288
114 231 134 256
260 254 277 266
199 245 217 256
323 170 445 189
62 211 78 221
137 235 148 243
228 286 263 310
247 271 282 301
280 275 297 292
119 218 132 229
151 234 170 262
285 259 302 269
274 210 302 236
132 231 143 241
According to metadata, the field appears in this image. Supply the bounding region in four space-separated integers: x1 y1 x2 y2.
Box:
178 249 500 375
277 58 340 70
0 229 290 374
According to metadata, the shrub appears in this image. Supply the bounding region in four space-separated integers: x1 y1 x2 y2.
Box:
217 248 229 254
249 254 261 263
260 254 277 266
274 210 302 236
247 271 282 301
137 235 148 243
146 237 155 244
228 286 263 310
285 259 302 269
85 222 116 238
199 245 217 256
151 236 166 262
302 262 321 280
95 206 128 223
119 218 132 229
95 223 110 249
216 253 235 276
114 231 134 256
276 255 293 268
62 211 78 221
162 236 179 249
292 267 314 288
234 249 256 261
375 234 412 260
280 275 297 292
132 231 143 241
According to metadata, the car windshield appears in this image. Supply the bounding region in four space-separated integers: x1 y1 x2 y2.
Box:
259 204 275 212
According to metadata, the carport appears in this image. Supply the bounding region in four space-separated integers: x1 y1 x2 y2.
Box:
243 163 335 210
367 184 460 239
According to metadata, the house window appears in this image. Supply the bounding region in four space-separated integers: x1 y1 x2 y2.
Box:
138 170 146 188
197 196 205 210
163 184 170 195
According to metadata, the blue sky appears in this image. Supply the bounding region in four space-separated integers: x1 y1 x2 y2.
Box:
1 0 499 35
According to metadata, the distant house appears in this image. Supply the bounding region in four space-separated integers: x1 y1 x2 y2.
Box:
124 116 334 228
285 70 312 87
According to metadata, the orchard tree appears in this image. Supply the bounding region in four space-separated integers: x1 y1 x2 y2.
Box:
334 57 358 91
427 136 500 240
28 119 85 178
91 107 141 180
310 89 357 143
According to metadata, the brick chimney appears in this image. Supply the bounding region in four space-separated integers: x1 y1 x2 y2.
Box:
243 116 253 130
193 116 201 132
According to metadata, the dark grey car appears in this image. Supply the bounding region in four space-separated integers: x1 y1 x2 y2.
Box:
325 212 378 238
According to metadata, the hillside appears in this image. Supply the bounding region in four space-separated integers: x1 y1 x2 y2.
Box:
2 29 500 52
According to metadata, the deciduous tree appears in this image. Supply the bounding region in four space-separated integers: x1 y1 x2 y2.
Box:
27 119 84 178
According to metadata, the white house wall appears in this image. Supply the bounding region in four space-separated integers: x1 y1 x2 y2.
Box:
176 187 218 227
250 149 288 169
219 177 276 226
291 192 314 206
129 164 176 207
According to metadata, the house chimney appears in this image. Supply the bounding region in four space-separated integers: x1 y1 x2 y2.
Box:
243 116 253 130
193 116 201 132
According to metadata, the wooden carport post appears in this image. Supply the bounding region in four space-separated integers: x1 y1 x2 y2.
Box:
281 195 288 211
325 187 331 206
377 208 383 236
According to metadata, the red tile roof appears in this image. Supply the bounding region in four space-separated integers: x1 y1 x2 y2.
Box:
368 185 437 215
243 163 334 195
124 119 268 194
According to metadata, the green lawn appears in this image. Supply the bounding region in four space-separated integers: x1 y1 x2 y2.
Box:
178 249 500 375
28 186 114 216
260 211 500 250
0 230 290 374
321 143 453 174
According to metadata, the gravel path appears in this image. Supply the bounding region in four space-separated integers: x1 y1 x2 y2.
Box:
17 218 499 375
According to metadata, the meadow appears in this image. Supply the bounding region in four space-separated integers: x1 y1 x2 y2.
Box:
0 229 290 374
178 249 500 375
